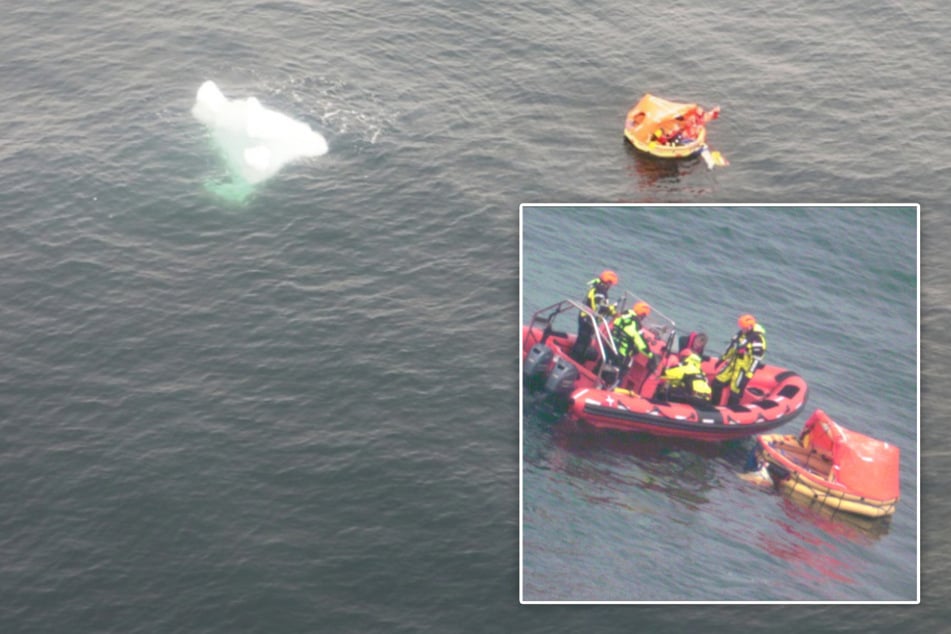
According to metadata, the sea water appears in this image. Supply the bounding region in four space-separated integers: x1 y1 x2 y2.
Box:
0 0 946 631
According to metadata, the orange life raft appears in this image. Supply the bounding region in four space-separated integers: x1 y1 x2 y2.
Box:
755 409 901 518
623 93 727 168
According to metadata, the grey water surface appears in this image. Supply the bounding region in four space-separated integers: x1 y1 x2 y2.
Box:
0 1 946 631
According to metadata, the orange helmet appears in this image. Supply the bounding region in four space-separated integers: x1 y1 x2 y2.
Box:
738 314 757 330
633 301 651 317
600 269 618 285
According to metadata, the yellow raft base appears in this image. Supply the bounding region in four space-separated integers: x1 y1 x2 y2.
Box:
758 434 899 519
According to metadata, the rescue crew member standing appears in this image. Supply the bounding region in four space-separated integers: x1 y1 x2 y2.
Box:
570 270 618 362
711 314 767 408
661 332 712 405
610 300 654 382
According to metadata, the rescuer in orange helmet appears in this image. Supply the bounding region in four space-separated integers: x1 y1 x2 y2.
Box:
570 270 619 363
607 300 655 384
711 314 767 408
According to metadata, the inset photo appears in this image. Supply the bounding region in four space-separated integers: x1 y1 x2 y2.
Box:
520 204 919 604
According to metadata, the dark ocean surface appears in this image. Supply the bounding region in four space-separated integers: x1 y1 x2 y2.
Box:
0 1 947 631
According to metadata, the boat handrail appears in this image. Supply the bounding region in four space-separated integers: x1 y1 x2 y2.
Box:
526 299 620 384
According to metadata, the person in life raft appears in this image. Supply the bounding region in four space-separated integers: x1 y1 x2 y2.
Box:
711 314 767 408
570 270 618 363
652 105 720 145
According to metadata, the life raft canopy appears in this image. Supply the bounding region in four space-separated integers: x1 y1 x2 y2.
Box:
801 409 901 501
627 93 702 146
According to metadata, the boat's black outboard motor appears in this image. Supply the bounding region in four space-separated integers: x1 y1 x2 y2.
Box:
523 344 554 392
543 357 580 410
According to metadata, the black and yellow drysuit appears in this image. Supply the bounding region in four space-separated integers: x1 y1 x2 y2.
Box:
712 324 767 407
662 351 712 403
570 278 617 362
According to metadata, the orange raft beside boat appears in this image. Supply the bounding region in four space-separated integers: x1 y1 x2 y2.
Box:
754 409 901 518
623 93 727 168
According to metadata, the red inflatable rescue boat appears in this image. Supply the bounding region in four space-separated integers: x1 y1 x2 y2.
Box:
522 292 808 441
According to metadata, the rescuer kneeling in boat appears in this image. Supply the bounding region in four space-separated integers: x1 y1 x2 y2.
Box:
609 301 655 384
711 314 767 408
660 332 712 406
570 270 618 363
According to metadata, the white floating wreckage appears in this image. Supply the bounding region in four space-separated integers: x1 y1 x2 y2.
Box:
192 80 327 194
